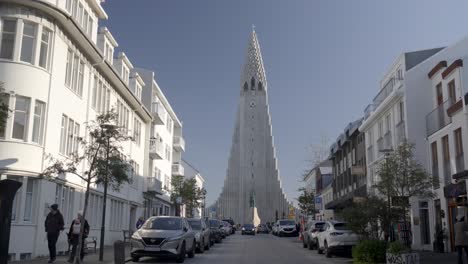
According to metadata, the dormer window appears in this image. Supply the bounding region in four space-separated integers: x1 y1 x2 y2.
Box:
104 42 113 63
135 83 142 101
122 65 129 85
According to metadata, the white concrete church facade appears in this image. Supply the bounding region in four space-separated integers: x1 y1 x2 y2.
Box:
0 0 184 261
209 30 292 224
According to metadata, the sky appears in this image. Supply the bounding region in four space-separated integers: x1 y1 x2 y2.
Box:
102 0 468 205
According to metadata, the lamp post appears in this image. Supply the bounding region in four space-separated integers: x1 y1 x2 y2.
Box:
99 123 115 262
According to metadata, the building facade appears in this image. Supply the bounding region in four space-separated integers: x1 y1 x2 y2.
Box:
209 30 293 224
326 119 367 213
182 159 205 218
0 0 183 260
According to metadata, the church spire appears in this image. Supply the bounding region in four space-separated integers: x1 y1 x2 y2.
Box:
241 28 267 90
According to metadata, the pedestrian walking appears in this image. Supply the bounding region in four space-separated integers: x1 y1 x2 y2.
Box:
68 211 90 263
45 204 64 263
455 215 468 264
136 216 145 229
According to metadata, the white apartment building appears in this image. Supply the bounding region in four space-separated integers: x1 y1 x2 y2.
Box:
0 0 183 261
137 68 185 218
182 159 205 218
359 48 444 250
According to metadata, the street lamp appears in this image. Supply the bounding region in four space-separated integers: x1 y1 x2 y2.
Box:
99 122 116 262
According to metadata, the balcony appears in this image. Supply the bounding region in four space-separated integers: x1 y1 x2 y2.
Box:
373 77 396 110
146 177 163 194
173 136 185 152
396 121 406 145
384 131 392 149
149 137 164 159
151 102 166 125
426 99 452 137
456 154 465 173
172 163 185 176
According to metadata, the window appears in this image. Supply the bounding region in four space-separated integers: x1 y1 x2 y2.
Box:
436 83 443 105
66 0 73 13
117 100 130 132
0 19 17 60
87 17 93 36
77 4 83 25
32 100 46 144
154 167 161 180
122 65 129 84
87 193 103 228
55 184 75 225
378 121 383 138
385 114 391 132
77 61 84 95
20 22 37 63
164 175 170 190
135 83 142 101
0 93 9 138
442 135 450 164
165 144 171 160
65 50 73 87
455 128 463 157
166 116 173 133
104 42 113 63
60 115 80 156
24 177 37 222
110 200 124 230
65 50 84 96
133 118 141 146
39 28 51 68
83 10 89 32
12 96 30 140
448 80 456 103
398 101 405 123
431 142 439 169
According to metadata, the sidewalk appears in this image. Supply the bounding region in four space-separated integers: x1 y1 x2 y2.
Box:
419 251 457 264
14 245 131 264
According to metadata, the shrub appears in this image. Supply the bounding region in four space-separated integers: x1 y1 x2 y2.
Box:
352 239 387 264
387 241 410 254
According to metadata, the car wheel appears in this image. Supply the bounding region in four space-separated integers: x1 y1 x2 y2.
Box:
205 238 210 251
278 232 283 237
187 240 196 258
176 242 186 263
317 241 323 254
308 240 314 250
131 256 140 262
199 239 205 253
324 241 331 258
302 239 307 248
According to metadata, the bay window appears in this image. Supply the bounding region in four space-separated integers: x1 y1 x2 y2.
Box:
31 100 46 144
20 22 37 63
0 19 17 60
12 96 30 140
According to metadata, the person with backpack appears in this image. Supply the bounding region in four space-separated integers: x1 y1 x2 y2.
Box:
67 211 90 263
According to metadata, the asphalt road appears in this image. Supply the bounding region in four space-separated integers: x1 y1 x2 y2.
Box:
133 233 353 264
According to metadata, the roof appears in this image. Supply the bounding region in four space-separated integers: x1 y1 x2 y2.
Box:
241 30 267 89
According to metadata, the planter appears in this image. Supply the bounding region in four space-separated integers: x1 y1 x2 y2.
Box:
386 252 420 264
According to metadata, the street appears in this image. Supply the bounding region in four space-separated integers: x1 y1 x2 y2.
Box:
132 233 351 264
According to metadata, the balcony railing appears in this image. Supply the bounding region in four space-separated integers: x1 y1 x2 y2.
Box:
173 136 185 152
373 77 396 109
456 154 465 173
151 102 167 125
384 131 392 149
146 177 163 194
149 137 164 159
396 121 406 145
443 162 451 185
172 163 185 176
426 99 452 137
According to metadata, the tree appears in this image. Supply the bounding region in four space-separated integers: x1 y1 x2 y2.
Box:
170 175 185 216
170 176 204 218
0 83 11 133
374 142 438 243
40 110 131 264
296 187 316 217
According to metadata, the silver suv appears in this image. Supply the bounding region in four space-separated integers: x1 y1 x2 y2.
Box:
130 216 196 263
187 218 211 253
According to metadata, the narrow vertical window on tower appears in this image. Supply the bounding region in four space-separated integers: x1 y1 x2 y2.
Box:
258 82 263 91
243 82 248 91
251 77 255 90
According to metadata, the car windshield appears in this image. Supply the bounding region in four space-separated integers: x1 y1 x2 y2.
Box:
188 220 202 230
334 223 348 230
243 224 254 228
223 219 235 225
209 220 219 227
314 223 325 229
279 220 295 225
144 218 182 230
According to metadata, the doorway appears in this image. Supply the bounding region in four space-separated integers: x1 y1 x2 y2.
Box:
129 206 137 233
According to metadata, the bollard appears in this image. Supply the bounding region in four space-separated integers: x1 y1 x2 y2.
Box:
113 240 126 264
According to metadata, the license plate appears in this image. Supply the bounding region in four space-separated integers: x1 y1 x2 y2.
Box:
145 247 160 252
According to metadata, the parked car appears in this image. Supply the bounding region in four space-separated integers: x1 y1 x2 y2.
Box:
221 221 233 236
187 218 210 253
241 224 256 235
222 219 236 233
257 224 269 234
272 222 279 235
302 221 325 250
275 219 298 237
130 216 196 263
208 219 223 243
316 221 359 258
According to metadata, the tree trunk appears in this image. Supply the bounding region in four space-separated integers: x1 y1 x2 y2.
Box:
74 179 91 264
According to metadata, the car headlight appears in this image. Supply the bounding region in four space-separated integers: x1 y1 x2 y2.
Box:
242 227 245 231
131 232 142 241
252 228 255 231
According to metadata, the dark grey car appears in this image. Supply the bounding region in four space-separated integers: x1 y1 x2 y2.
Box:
187 218 210 253
130 216 196 263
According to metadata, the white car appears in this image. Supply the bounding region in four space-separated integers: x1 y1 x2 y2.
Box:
275 219 298 237
316 221 359 258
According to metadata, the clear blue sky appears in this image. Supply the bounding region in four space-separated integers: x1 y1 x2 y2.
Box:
102 0 468 205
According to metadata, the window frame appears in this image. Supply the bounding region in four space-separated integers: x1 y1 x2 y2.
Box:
0 19 18 60
20 21 37 64
31 100 46 145
12 95 31 141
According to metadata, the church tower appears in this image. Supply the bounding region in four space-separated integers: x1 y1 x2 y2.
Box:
210 29 292 224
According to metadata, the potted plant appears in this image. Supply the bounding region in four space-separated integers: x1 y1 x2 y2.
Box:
386 241 419 264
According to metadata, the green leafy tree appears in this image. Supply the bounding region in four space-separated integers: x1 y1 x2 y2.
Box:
40 110 131 264
296 187 316 217
374 142 438 242
170 175 185 216
170 176 204 217
0 83 11 133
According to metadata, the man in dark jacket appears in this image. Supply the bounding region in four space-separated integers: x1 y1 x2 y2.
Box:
45 204 64 263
